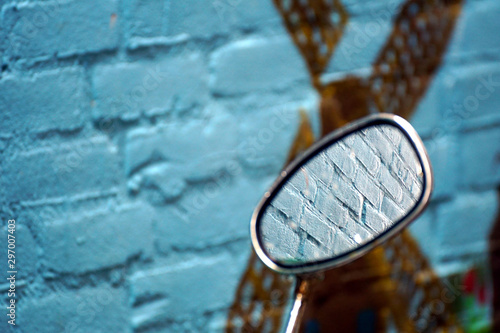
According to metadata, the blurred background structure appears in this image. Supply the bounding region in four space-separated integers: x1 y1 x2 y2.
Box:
0 0 499 332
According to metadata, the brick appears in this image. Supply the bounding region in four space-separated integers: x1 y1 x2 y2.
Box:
301 205 334 247
347 132 381 176
325 141 357 179
0 68 86 136
303 237 331 259
363 127 394 164
391 153 412 194
126 0 165 38
423 135 457 199
130 252 246 326
411 71 447 137
40 204 155 274
92 53 209 120
436 190 498 259
355 169 382 208
331 228 357 255
166 0 229 39
409 205 438 265
380 194 404 223
378 166 403 204
409 178 423 200
237 106 299 173
314 187 349 227
401 191 418 214
129 162 188 202
261 212 300 261
344 214 373 244
210 36 308 96
364 202 390 233
124 0 280 46
342 0 404 17
272 186 304 224
125 112 238 178
448 0 500 58
2 136 120 202
227 0 280 32
446 64 500 129
304 153 334 187
154 175 269 251
3 0 119 59
289 167 318 202
18 286 129 333
333 173 363 217
396 133 420 177
460 125 500 189
380 125 402 148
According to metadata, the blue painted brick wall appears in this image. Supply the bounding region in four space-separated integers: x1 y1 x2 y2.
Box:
0 1 312 332
0 0 499 332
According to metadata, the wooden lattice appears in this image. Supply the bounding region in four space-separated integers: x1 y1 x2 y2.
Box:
272 0 349 89
384 231 462 332
319 0 462 134
367 0 462 118
226 0 464 332
226 251 293 333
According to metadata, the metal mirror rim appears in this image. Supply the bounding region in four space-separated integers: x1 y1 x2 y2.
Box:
250 113 434 275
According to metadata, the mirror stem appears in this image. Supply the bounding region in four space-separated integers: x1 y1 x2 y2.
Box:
285 276 310 333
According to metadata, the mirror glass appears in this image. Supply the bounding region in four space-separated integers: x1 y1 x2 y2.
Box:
258 124 424 266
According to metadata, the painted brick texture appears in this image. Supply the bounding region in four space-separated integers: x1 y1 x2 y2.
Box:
0 0 499 331
2 0 119 59
0 67 86 136
0 1 307 331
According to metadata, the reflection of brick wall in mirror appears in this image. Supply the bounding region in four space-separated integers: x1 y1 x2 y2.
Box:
261 125 423 262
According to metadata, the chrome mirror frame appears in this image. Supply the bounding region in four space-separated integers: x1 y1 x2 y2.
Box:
250 113 434 275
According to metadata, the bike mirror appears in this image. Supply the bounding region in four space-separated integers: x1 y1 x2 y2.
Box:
251 114 433 275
